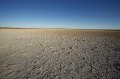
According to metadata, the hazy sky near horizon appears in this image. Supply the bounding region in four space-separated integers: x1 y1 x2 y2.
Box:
0 0 120 29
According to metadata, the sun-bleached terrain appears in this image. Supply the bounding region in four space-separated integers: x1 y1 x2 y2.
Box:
0 29 120 79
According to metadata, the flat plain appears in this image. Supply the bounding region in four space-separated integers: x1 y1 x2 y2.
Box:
0 29 120 79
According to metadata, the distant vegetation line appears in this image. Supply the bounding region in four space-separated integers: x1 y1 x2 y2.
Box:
0 27 67 29
0 27 120 31
0 27 40 29
0 27 19 29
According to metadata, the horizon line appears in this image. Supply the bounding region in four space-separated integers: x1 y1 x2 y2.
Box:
0 27 120 31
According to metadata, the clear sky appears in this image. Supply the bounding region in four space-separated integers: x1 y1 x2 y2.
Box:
0 0 120 29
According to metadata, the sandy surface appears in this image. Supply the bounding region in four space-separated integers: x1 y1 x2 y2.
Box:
0 29 120 79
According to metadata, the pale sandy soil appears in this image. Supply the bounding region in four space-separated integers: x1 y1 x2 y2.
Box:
0 29 120 79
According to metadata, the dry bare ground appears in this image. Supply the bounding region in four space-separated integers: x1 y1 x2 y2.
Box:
0 29 120 79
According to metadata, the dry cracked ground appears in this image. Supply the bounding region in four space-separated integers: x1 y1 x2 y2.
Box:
0 29 120 79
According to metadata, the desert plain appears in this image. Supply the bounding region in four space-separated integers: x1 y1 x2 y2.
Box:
0 29 120 79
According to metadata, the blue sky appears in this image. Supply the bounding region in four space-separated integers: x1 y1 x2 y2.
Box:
0 0 120 29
